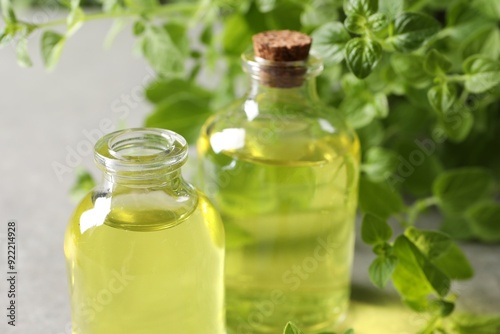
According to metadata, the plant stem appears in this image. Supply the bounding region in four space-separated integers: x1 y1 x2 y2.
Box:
420 314 441 334
446 74 468 83
29 3 199 30
407 196 439 226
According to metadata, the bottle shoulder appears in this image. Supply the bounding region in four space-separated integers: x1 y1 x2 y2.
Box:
66 183 222 234
199 100 360 164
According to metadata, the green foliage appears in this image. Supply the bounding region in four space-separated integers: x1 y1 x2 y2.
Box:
389 13 440 52
4 0 500 332
41 31 66 70
359 176 404 219
361 213 392 245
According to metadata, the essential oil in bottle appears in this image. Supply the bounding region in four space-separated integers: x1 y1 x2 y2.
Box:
197 31 360 333
65 128 225 334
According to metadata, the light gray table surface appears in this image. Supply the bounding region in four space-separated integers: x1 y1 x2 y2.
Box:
0 11 499 334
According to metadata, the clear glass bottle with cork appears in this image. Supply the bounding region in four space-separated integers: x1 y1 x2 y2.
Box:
65 128 225 334
197 31 360 332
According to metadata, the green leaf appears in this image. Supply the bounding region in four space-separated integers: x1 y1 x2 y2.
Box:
471 0 500 21
340 91 388 128
145 84 212 143
344 14 367 34
369 255 398 288
392 235 451 299
437 300 455 317
16 38 32 68
133 21 146 36
368 13 388 32
453 314 500 334
283 322 305 334
301 0 340 28
404 227 452 260
70 168 96 202
102 0 120 12
146 78 212 104
362 147 399 182
41 31 66 70
311 22 351 65
462 27 500 60
1 0 17 23
433 243 473 280
362 214 393 245
341 72 367 92
433 168 494 214
437 107 474 143
200 25 213 45
256 0 275 12
264 2 303 31
0 29 8 47
379 0 404 20
222 14 253 56
359 176 404 219
390 12 440 52
356 120 384 151
463 55 500 93
428 83 457 114
424 49 452 76
343 0 378 18
140 25 184 77
163 22 189 57
441 215 475 241
345 37 382 79
390 53 430 87
467 202 500 242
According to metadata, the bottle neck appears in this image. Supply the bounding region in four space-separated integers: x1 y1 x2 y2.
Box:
94 128 188 188
101 169 184 188
243 52 323 105
248 75 320 103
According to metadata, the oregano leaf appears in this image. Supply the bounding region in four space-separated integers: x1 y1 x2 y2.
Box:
369 255 398 288
362 214 393 245
345 37 382 79
344 0 378 18
390 12 440 52
344 14 367 34
16 38 32 68
311 22 351 65
424 49 452 76
41 31 66 70
428 83 457 114
283 322 305 334
463 55 500 93
467 202 500 242
433 168 494 214
139 25 184 77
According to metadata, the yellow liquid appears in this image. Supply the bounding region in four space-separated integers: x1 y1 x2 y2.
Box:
198 120 359 333
64 190 225 334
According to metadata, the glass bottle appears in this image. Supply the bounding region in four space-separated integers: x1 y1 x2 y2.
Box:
64 128 225 334
197 31 360 333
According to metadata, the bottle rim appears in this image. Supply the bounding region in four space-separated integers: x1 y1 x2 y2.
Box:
94 128 188 177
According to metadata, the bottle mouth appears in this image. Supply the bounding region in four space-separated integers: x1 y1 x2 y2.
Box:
95 128 188 178
242 51 324 87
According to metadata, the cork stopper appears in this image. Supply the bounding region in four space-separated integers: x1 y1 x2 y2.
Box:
252 30 312 62
250 30 312 88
